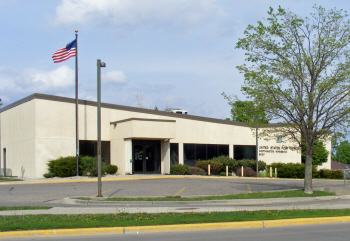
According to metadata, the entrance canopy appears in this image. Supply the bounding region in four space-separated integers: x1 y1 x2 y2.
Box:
110 118 176 140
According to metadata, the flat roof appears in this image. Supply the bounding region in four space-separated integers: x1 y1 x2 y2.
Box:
0 93 284 128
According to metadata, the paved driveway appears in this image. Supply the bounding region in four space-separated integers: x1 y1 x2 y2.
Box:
0 176 348 207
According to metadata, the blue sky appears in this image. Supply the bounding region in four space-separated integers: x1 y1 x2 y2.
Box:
1 0 349 120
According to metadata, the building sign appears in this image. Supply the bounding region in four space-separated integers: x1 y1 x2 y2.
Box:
259 145 288 156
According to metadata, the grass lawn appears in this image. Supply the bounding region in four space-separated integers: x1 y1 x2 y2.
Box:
0 177 23 182
0 206 52 211
1 209 350 232
76 189 335 201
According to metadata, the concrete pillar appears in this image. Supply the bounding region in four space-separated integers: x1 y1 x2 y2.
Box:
178 143 184 164
124 139 132 174
230 144 234 159
161 140 170 174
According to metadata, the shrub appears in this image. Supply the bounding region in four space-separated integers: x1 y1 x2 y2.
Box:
301 140 329 166
47 156 78 177
257 160 267 172
235 166 256 177
43 172 56 178
237 159 267 171
318 169 343 179
209 156 237 172
220 172 232 176
106 165 118 175
190 167 206 175
170 164 191 175
268 162 318 178
195 160 223 174
79 156 107 177
46 156 110 178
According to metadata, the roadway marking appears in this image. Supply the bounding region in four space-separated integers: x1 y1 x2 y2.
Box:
247 184 252 193
173 187 186 197
91 189 112 197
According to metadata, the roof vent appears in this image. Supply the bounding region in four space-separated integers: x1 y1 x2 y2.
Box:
165 108 188 115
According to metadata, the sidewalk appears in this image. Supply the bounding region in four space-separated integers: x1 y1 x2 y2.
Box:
1 195 350 216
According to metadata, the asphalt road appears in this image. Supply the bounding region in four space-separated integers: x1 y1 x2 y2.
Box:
0 177 348 207
1 223 349 241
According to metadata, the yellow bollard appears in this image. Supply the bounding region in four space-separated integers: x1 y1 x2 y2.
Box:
226 166 228 177
275 168 277 178
208 164 211 176
241 166 244 177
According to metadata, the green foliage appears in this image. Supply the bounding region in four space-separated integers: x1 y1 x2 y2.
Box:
268 163 318 179
302 140 329 166
47 156 78 177
235 166 256 177
333 140 350 164
105 165 118 175
43 173 56 178
46 156 112 178
234 5 350 192
318 169 343 179
1 209 348 232
170 164 191 175
0 177 23 182
220 172 233 176
195 160 223 174
79 156 107 177
102 189 333 201
221 97 269 124
209 155 238 172
189 167 205 175
237 159 267 172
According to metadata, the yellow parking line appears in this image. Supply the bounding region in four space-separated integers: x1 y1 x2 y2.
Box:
173 187 186 197
91 189 112 197
247 184 252 193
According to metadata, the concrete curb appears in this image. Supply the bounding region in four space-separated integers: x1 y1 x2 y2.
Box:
1 216 350 239
65 195 350 205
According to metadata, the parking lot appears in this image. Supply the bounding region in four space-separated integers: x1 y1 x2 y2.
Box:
1 176 349 207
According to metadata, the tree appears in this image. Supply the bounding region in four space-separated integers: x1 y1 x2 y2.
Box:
301 140 329 166
235 6 350 193
221 96 269 124
333 140 350 164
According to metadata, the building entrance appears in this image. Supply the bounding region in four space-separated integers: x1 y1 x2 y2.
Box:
132 140 161 174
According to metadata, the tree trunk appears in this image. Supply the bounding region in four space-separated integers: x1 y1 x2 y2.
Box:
304 147 313 194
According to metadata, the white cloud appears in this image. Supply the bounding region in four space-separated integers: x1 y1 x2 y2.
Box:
0 65 74 94
102 70 127 84
54 0 227 30
20 65 75 90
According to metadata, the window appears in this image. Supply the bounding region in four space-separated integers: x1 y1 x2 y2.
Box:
183 144 229 166
277 136 282 143
79 140 111 164
234 145 256 160
184 144 196 166
170 143 179 165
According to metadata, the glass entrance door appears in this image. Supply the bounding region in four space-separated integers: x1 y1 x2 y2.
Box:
133 145 144 172
132 140 161 174
145 145 155 172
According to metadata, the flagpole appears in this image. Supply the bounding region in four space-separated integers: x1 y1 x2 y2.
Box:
75 29 79 176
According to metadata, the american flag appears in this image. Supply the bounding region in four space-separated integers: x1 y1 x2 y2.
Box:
52 39 76 63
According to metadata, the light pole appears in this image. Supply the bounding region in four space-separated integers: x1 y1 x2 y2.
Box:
256 125 258 177
0 98 2 177
97 59 106 197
